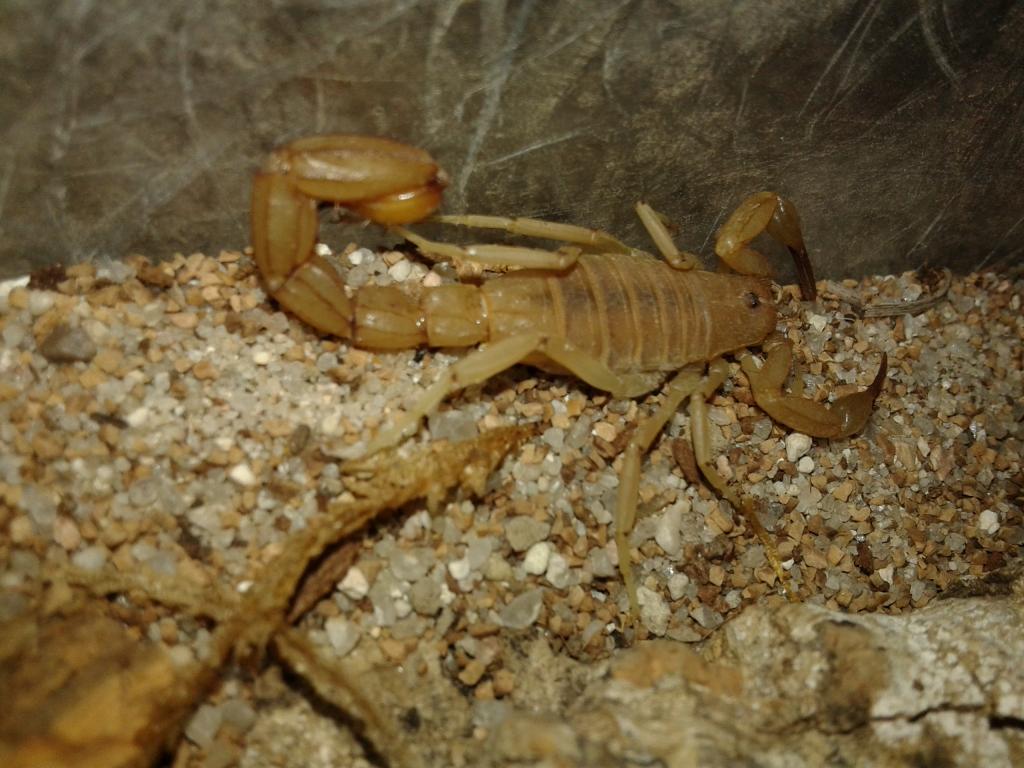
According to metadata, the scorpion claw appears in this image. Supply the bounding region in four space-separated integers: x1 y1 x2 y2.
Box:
741 337 888 439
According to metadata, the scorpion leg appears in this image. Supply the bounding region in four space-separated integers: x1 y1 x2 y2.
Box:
614 367 705 618
366 335 663 455
395 227 581 271
615 359 794 620
738 334 888 439
435 213 634 254
634 202 701 271
715 191 817 301
688 361 794 600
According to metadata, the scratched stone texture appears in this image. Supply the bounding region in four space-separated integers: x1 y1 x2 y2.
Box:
1 0 1022 281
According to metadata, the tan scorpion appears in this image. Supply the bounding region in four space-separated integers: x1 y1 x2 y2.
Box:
251 134 887 617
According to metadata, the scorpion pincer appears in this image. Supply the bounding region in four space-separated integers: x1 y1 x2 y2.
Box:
251 134 888 618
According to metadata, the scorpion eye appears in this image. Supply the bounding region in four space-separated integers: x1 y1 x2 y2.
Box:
745 291 761 309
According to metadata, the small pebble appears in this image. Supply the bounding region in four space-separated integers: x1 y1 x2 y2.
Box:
52 517 81 550
126 406 151 428
545 552 571 589
807 314 829 333
348 247 371 265
185 704 222 748
797 456 815 474
390 549 430 582
498 588 544 629
585 548 614 577
388 260 413 281
638 587 670 636
27 291 55 316
71 545 109 572
484 553 514 581
410 578 443 615
690 604 724 630
978 509 999 534
505 517 551 552
785 433 813 463
654 503 682 556
228 463 258 487
38 324 97 363
339 567 369 600
448 557 471 580
428 409 479 443
523 542 551 575
324 616 361 656
667 572 691 601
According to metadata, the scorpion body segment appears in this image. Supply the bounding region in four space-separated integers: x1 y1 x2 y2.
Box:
342 252 778 388
250 134 888 619
481 254 777 381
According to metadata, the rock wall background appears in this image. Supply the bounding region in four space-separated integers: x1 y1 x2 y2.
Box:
2 0 1022 280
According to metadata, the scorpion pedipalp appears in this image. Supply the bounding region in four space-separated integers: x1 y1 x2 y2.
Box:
739 334 888 439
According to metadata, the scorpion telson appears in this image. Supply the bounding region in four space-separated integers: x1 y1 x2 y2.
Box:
251 134 887 619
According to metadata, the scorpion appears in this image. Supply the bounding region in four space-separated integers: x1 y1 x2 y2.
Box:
251 134 887 617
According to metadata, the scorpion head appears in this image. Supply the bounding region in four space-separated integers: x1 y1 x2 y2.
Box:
703 275 778 356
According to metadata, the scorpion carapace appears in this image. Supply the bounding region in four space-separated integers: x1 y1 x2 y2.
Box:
251 134 888 618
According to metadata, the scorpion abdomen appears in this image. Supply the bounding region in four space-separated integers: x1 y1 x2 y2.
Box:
481 253 777 374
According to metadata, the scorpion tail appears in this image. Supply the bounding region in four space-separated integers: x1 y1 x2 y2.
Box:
250 136 447 339
251 172 355 338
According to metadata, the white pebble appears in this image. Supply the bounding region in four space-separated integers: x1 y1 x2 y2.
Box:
448 556 471 580
228 463 258 487
0 275 30 313
545 552 571 589
422 270 443 287
785 433 812 463
978 509 1000 535
797 456 815 474
339 567 369 599
667 572 691 600
126 406 151 428
347 247 372 265
315 243 334 257
637 587 670 636
807 313 828 333
71 545 109 572
388 260 412 281
523 541 551 575
252 349 272 365
654 502 683 556
28 291 55 316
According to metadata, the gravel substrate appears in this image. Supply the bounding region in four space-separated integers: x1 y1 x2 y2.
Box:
1 244 1021 710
